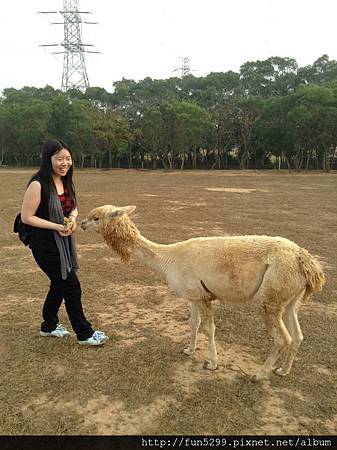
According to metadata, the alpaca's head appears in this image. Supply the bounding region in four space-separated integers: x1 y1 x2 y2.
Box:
81 205 136 232
81 205 138 262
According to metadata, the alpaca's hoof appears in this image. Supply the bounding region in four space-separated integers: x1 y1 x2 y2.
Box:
273 367 289 377
203 360 217 370
251 372 269 382
183 346 194 356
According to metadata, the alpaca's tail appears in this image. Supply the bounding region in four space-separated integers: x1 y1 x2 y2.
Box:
299 248 326 302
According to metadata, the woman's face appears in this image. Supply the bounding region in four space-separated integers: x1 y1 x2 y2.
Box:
51 148 72 177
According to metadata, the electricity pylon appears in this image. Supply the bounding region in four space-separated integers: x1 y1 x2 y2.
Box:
39 0 99 92
174 57 192 78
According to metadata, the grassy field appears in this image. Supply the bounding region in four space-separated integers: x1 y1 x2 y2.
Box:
0 169 336 435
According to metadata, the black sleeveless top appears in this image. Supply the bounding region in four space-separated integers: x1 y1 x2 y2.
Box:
29 177 75 253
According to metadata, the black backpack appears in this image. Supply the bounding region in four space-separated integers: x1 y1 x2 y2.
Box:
13 213 32 246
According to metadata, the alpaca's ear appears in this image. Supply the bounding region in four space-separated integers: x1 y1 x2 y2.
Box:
108 209 125 219
123 206 136 215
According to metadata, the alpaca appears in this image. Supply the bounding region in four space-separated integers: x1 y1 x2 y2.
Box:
81 205 325 381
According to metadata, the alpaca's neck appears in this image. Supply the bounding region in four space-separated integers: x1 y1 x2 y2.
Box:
102 216 172 277
133 236 173 277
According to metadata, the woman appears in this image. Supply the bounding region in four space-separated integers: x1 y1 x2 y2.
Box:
21 139 108 346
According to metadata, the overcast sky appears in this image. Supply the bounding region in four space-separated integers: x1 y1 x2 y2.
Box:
1 0 336 94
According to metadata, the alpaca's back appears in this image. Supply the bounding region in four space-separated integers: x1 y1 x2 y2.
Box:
161 235 310 304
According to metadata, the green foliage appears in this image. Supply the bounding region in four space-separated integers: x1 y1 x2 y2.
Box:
240 57 298 98
156 101 214 169
0 89 130 167
1 54 337 169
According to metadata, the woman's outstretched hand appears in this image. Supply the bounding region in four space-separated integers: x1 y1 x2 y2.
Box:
69 217 77 232
55 223 71 236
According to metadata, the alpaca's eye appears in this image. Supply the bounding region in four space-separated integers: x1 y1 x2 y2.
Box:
94 218 99 221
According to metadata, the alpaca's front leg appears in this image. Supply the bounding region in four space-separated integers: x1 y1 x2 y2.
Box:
200 301 217 370
184 302 201 356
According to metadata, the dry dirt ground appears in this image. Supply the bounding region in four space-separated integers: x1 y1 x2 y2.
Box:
0 169 336 436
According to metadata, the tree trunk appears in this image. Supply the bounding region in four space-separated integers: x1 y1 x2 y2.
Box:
293 155 300 171
324 148 330 172
305 152 310 171
127 142 133 169
223 149 228 169
285 155 292 173
192 147 197 169
168 152 173 169
260 153 265 169
0 136 4 165
299 148 304 170
330 147 336 170
204 149 209 169
108 149 112 168
239 145 249 170
80 153 85 169
211 151 219 170
322 151 326 171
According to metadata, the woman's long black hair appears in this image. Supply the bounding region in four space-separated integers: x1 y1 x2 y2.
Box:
30 140 76 201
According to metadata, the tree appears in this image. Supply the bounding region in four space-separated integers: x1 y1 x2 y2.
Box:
184 71 241 108
65 100 97 168
84 86 114 108
2 100 51 165
233 97 264 169
111 77 179 126
240 57 298 98
48 94 75 139
159 101 214 169
92 108 130 168
139 107 164 168
288 85 337 170
297 55 337 86
257 95 297 169
210 101 239 169
0 102 15 165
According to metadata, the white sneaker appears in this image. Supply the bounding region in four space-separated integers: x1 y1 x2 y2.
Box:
40 324 70 338
78 330 109 346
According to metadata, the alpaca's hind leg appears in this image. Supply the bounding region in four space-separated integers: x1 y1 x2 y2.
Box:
199 301 217 370
252 304 291 382
184 302 201 356
274 295 304 377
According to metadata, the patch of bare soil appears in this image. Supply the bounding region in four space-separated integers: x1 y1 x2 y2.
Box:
0 170 336 435
205 187 268 193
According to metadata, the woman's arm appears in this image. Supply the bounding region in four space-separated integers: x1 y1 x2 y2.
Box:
68 207 78 232
69 207 78 220
21 181 66 233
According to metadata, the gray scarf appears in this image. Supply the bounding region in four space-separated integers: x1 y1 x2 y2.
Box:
49 187 79 280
